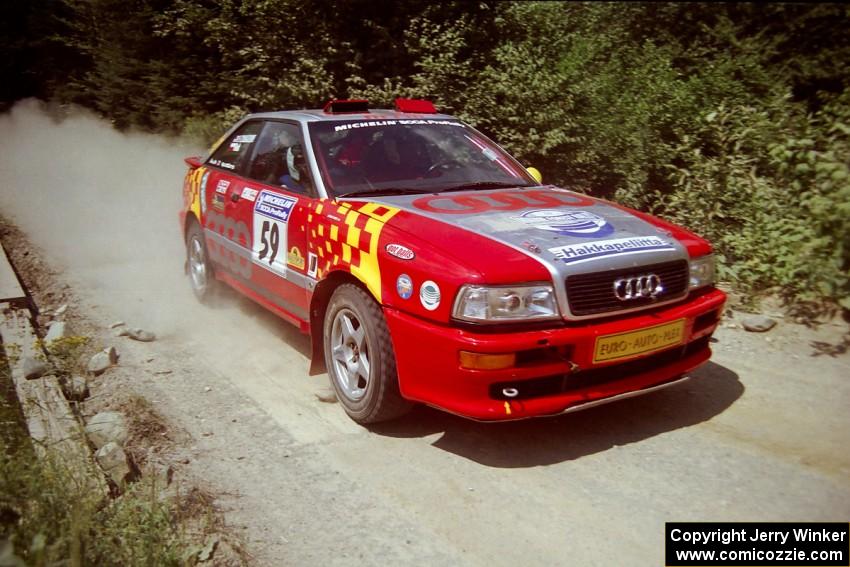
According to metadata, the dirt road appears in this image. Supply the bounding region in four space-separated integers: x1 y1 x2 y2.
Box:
2 101 848 566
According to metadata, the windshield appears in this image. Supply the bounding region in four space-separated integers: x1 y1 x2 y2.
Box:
308 119 537 197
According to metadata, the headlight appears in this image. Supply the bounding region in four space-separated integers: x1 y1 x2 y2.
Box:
452 284 560 323
689 255 716 289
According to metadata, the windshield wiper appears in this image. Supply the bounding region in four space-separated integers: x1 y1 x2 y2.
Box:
438 181 530 193
337 187 431 198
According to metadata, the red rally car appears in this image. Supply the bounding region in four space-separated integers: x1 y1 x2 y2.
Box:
179 99 726 424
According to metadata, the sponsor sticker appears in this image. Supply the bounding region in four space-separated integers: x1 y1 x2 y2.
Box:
396 274 413 299
233 134 256 144
386 243 415 260
549 236 675 264
241 187 259 202
419 280 441 311
254 191 297 223
333 119 465 133
307 252 318 278
413 189 594 214
229 142 241 152
215 179 230 194
209 158 236 170
251 191 298 276
287 246 305 270
516 209 613 237
212 192 225 211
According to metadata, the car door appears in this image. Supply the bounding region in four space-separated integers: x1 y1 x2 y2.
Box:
235 120 316 324
202 120 264 283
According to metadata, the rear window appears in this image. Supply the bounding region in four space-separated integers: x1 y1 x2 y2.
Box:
208 121 264 173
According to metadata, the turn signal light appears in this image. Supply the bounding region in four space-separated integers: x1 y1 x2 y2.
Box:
459 351 516 370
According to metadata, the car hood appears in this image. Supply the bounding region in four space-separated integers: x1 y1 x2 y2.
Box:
347 186 689 277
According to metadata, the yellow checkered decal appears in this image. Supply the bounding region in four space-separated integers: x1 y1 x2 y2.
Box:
307 199 399 302
184 166 207 220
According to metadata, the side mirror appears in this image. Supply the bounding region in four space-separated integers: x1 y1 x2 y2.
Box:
527 166 542 184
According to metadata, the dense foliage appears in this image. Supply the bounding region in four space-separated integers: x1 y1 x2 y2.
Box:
3 2 848 312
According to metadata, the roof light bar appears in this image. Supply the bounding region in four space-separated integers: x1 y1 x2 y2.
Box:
323 99 370 114
394 98 437 114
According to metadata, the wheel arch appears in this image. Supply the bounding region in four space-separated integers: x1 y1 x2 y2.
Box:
308 270 374 375
184 211 201 240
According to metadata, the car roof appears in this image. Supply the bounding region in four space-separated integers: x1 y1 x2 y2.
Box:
246 108 459 125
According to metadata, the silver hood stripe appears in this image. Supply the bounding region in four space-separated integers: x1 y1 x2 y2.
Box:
344 186 690 320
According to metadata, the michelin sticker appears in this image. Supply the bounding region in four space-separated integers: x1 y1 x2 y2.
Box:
334 119 465 132
419 280 441 311
396 274 413 299
516 210 613 238
549 236 675 264
252 191 298 276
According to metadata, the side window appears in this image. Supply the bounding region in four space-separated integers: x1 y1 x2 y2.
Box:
208 121 263 173
247 121 315 195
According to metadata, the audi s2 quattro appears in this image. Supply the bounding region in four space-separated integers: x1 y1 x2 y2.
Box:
180 99 726 423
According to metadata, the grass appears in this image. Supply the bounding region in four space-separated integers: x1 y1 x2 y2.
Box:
1 347 238 566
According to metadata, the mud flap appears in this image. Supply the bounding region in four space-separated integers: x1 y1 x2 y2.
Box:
308 335 327 376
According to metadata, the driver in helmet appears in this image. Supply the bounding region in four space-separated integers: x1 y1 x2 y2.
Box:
279 144 311 193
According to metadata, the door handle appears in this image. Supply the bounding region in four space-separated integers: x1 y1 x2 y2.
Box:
230 192 241 203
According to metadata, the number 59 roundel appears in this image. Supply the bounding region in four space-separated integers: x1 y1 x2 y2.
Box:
252 191 297 275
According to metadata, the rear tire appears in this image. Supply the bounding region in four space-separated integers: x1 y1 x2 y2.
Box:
323 284 412 424
185 221 216 303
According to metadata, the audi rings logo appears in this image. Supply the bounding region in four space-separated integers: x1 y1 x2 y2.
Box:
613 274 663 301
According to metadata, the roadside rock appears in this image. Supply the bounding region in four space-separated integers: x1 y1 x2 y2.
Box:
88 347 118 375
44 321 66 343
22 357 49 380
63 375 89 401
742 315 777 333
315 390 337 404
126 328 156 342
85 411 128 449
198 535 220 562
96 442 131 485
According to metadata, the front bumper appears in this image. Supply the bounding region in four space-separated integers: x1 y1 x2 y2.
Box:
385 287 726 420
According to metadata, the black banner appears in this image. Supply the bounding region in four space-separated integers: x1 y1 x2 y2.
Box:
666 522 849 566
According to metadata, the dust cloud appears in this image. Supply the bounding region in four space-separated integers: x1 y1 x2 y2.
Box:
0 99 206 332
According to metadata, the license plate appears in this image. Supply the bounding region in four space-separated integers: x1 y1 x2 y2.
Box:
593 319 686 363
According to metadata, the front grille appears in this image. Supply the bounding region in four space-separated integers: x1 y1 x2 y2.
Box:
565 259 689 317
489 336 711 401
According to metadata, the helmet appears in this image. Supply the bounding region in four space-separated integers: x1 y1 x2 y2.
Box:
275 128 297 150
287 145 303 181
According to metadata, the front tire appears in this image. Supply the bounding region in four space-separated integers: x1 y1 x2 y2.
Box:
323 284 412 424
186 221 216 303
